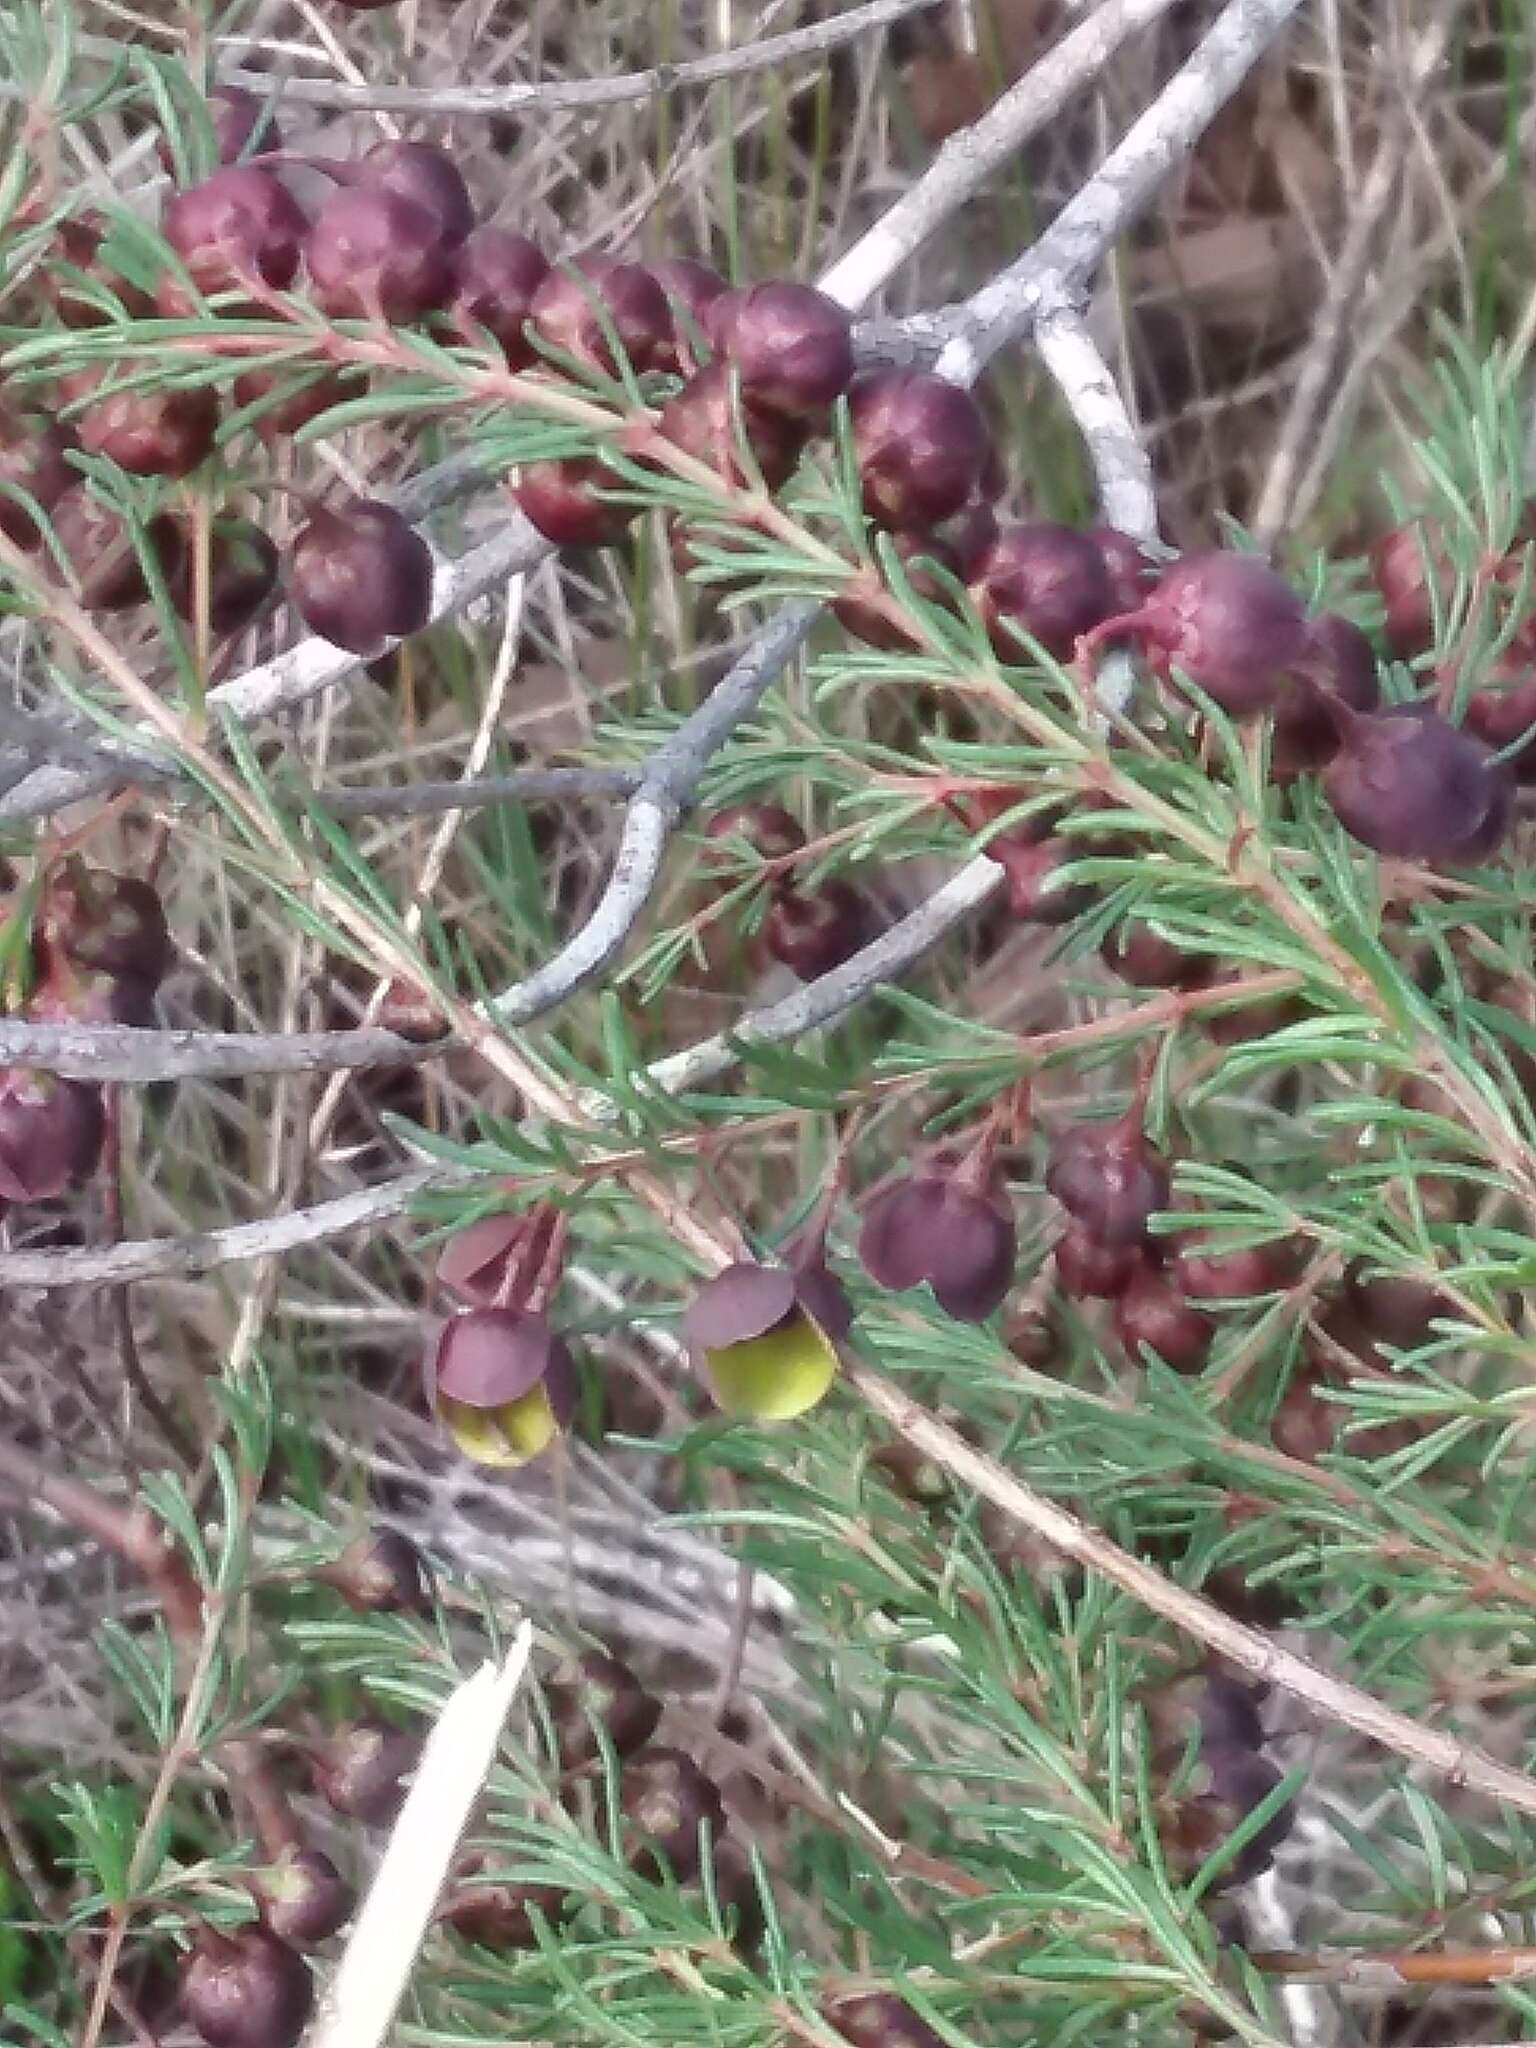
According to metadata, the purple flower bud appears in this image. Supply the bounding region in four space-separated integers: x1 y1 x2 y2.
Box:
1046 1115 1171 1247
1053 1223 1138 1300
0 1067 105 1201
1129 551 1309 714
449 227 549 364
651 257 729 372
1369 520 1447 659
1322 701 1511 862
440 1874 569 1950
709 280 854 422
40 867 170 989
68 374 219 479
529 257 672 376
1101 921 1209 991
322 1527 432 1613
46 494 184 612
256 1847 354 1948
763 881 869 979
358 139 474 246
1465 674 1536 782
233 365 367 444
43 216 154 327
983 834 1091 924
968 521 1114 659
658 363 808 490
171 518 280 636
849 372 993 529
312 1720 418 1824
305 184 454 322
161 166 308 303
859 1172 1016 1323
1270 611 1380 778
287 499 433 656
1114 1262 1212 1374
514 457 636 548
180 1925 313 2048
703 802 806 864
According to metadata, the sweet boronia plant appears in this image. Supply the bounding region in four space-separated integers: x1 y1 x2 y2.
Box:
1 1 1536 2045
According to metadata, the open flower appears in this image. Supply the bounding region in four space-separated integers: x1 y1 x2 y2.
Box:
424 1306 577 1466
684 1260 850 1420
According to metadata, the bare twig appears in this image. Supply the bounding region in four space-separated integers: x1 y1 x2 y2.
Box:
320 766 641 818
225 0 939 116
0 1016 447 1081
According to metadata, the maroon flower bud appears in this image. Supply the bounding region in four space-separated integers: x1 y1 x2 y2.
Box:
1053 1224 1138 1300
70 376 219 479
440 1874 569 1949
849 371 992 529
859 1170 1016 1323
703 802 806 864
161 166 308 304
40 867 170 988
1046 1113 1171 1247
762 880 869 979
528 257 672 377
1163 1746 1293 1887
1174 1239 1291 1302
358 139 474 247
171 518 280 636
1089 526 1157 613
449 227 549 364
180 1924 313 2048
1114 1263 1212 1374
657 363 808 490
983 834 1091 924
1269 1361 1341 1464
46 494 184 612
1369 520 1447 659
708 280 853 422
825 1992 944 2048
1464 675 1536 782
544 1650 661 1768
322 1527 431 1613
1322 701 1512 862
256 1847 354 1948
0 407 76 550
1343 1264 1449 1347
514 457 636 548
157 87 283 172
685 1259 848 1417
619 1746 725 1880
43 216 153 327
209 86 283 165
968 521 1114 660
305 184 454 322
0 1067 104 1201
651 257 728 372
312 1720 417 1824
233 365 367 444
1101 922 1209 991
1104 550 1310 715
833 531 959 652
287 499 433 657
424 1305 577 1466
1270 612 1380 778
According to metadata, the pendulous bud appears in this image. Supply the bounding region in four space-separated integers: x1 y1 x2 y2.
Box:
449 227 550 364
859 1168 1016 1323
287 499 434 657
255 1846 355 1948
0 1067 105 1201
709 280 854 422
849 371 992 529
1045 1113 1171 1248
544 1649 662 1768
763 880 869 979
1322 701 1512 863
180 1924 313 2048
322 1527 432 1613
312 1720 418 1824
529 257 672 376
968 520 1114 660
619 1745 726 1880
161 166 308 304
305 184 454 322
